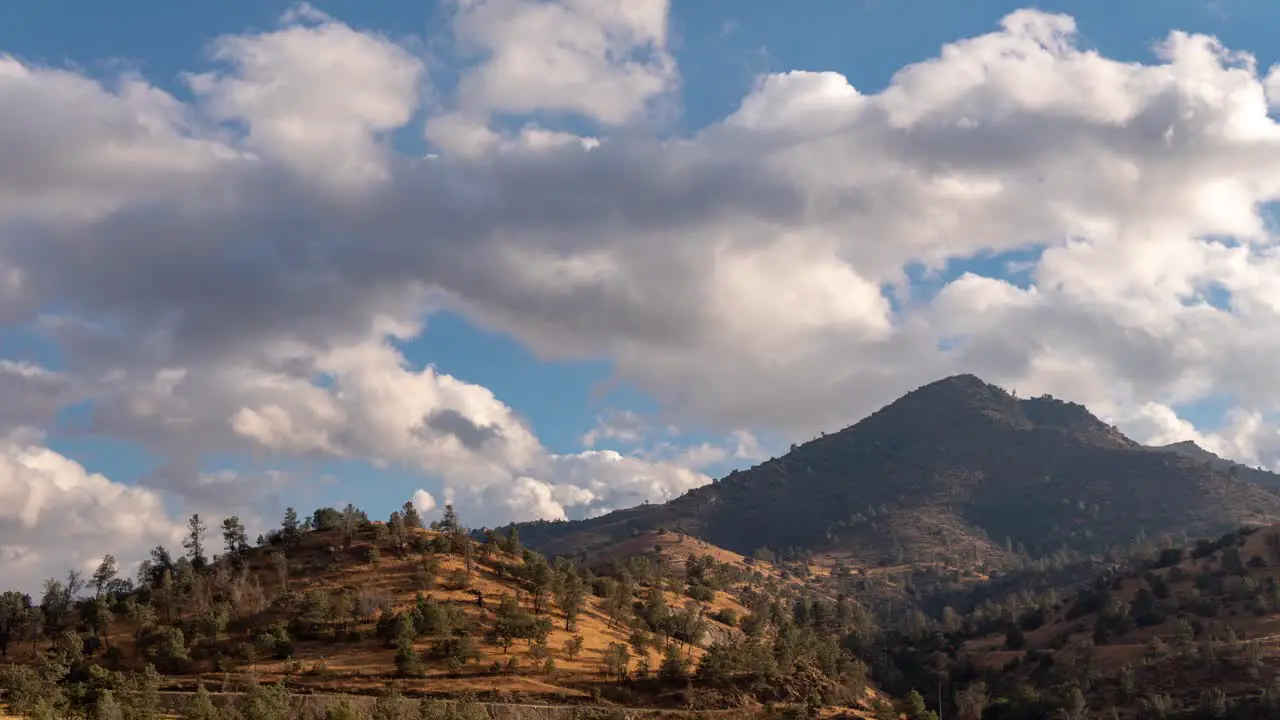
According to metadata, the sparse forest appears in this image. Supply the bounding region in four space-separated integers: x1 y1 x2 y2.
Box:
0 503 881 719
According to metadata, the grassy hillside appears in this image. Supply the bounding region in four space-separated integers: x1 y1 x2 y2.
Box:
0 514 887 719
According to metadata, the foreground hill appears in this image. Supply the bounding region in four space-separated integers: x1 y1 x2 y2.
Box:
0 514 887 718
509 375 1280 568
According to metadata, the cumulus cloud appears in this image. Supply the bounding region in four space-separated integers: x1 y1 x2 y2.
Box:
412 488 438 514
427 0 676 154
186 4 425 187
9 3 1280 579
0 432 186 593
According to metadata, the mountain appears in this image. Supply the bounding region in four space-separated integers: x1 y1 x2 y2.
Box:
1154 439 1280 490
956 524 1280 715
509 375 1280 567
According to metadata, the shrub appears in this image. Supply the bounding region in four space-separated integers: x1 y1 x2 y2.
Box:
711 608 738 626
394 641 421 676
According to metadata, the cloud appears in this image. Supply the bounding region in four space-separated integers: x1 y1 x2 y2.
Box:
412 488 438 514
186 5 425 187
0 432 186 594
446 0 674 123
421 408 505 450
0 361 77 434
10 3 1280 578
581 409 649 448
426 0 673 156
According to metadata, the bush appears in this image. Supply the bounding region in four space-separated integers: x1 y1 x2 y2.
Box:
1155 547 1184 568
254 626 294 660
710 608 738 626
1005 624 1026 650
685 584 715 602
658 644 688 680
447 569 471 590
237 681 292 720
394 641 421 676
413 570 436 590
325 700 365 720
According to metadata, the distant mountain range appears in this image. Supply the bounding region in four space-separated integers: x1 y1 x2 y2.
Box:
505 375 1280 566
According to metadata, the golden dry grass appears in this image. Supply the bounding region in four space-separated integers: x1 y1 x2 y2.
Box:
2 526 754 698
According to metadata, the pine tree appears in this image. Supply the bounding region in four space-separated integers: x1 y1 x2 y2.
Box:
439 504 460 534
184 515 208 568
402 501 423 530
221 516 249 558
658 642 688 680
281 507 301 545
184 684 220 720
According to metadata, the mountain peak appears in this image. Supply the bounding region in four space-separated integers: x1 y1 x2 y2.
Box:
930 373 991 389
883 373 1014 415
510 373 1280 566
1161 440 1212 455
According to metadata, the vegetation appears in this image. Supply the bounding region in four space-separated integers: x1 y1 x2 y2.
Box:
11 377 1280 718
0 503 881 718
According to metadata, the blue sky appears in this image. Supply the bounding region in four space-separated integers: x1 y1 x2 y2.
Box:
2 0 1278 541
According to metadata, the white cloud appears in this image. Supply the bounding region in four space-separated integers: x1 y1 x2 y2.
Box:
412 488 438 514
186 5 424 187
11 3 1280 573
448 0 674 123
426 0 672 156
0 432 186 594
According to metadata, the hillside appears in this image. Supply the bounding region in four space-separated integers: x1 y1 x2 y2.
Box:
1155 439 1280 490
0 514 887 718
949 524 1280 716
509 375 1280 568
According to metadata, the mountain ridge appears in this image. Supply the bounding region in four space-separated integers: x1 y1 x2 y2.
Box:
506 375 1280 567
1153 439 1280 490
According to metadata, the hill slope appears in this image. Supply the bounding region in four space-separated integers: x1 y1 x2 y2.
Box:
510 375 1280 567
1155 439 1280 490
956 524 1280 715
1 520 888 716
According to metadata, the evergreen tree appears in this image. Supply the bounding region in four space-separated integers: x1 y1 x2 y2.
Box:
281 507 301 545
184 514 208 568
402 501 423 530
438 504 460 534
221 516 249 558
0 591 31 657
183 684 221 720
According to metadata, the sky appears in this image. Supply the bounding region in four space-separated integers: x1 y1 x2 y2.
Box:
5 0 1280 591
